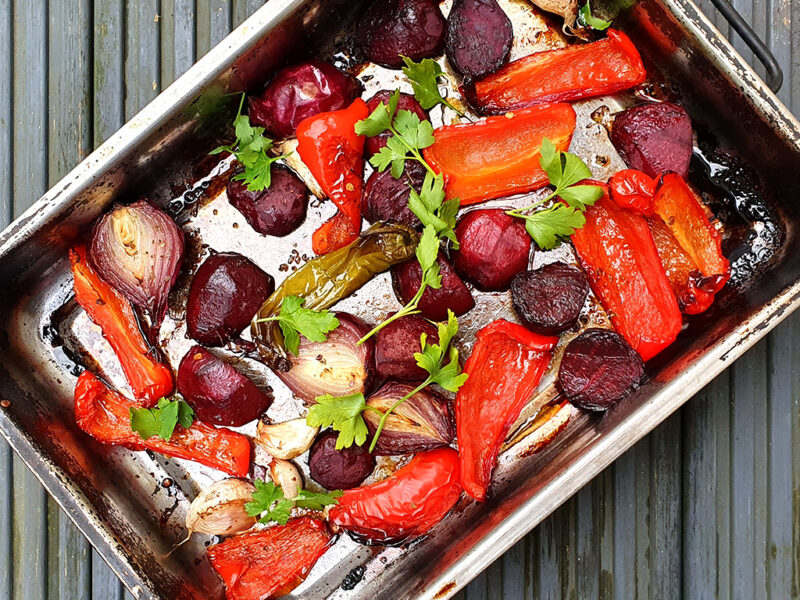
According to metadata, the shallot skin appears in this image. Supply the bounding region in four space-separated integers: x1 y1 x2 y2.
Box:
186 252 275 346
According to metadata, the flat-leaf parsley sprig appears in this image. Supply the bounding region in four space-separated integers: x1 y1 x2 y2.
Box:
308 310 468 452
244 480 342 525
506 137 605 249
255 295 340 356
130 397 195 441
401 56 464 116
210 93 290 192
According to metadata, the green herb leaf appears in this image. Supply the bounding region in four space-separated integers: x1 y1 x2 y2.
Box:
130 398 195 441
557 184 605 211
416 225 440 273
306 392 369 450
261 296 340 356
294 489 344 511
245 480 294 525
579 1 612 31
401 56 462 115
354 92 399 137
522 204 586 250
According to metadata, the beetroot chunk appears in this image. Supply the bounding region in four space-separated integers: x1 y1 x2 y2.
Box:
365 92 428 158
558 328 644 411
227 164 308 236
375 314 439 380
610 102 693 179
358 0 446 68
392 253 475 321
511 263 589 335
362 161 426 229
248 61 359 138
177 346 273 426
450 209 531 292
187 252 275 346
308 431 375 490
445 0 513 80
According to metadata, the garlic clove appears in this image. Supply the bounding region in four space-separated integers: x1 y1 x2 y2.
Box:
269 458 303 500
186 479 256 536
255 418 319 459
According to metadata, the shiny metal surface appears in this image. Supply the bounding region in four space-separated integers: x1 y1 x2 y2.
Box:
1 1 799 599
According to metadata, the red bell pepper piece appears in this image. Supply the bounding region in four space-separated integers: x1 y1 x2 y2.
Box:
423 103 576 205
652 173 730 294
455 319 557 501
328 447 461 543
296 98 368 255
69 246 172 406
608 169 657 216
74 371 251 477
571 192 682 361
208 517 333 600
469 30 646 114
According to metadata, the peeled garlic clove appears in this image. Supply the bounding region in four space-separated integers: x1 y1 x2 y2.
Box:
270 458 303 500
255 418 319 459
275 139 324 199
186 479 256 536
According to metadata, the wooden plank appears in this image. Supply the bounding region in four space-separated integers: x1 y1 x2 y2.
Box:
91 550 123 600
124 0 161 120
160 0 197 87
232 0 264 26
195 0 231 59
93 0 124 145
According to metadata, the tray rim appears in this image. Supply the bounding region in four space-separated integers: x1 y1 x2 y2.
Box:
1 0 800 598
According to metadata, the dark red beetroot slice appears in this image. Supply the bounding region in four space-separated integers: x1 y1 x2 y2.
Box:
392 252 475 321
511 263 589 335
177 346 273 426
187 252 275 346
450 209 531 292
445 0 513 80
362 161 426 229
558 328 644 411
609 102 693 179
374 314 439 380
308 431 375 490
358 0 446 68
248 61 359 138
227 164 308 237
365 91 428 157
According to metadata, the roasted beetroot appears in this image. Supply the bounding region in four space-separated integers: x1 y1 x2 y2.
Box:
511 263 589 335
227 165 308 236
308 431 375 490
392 252 475 321
358 0 446 68
558 328 644 411
610 102 693 179
365 91 429 157
186 252 275 346
374 314 439 380
248 61 360 138
445 0 513 79
177 346 273 426
450 209 531 292
362 161 426 229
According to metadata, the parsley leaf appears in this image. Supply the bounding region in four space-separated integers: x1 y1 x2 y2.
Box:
408 172 459 248
306 392 370 450
257 296 340 356
130 398 195 441
401 56 463 115
523 204 587 249
210 93 290 192
294 489 344 511
579 1 612 31
245 480 294 525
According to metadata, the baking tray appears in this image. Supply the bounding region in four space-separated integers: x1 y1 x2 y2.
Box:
1 0 800 598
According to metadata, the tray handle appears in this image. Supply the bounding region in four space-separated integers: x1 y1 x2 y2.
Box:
708 0 783 93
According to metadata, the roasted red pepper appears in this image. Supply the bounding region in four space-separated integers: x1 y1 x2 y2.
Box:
608 169 657 216
74 371 250 477
328 447 461 543
208 517 333 600
455 319 557 501
296 98 368 255
571 192 682 361
423 103 576 205
69 246 172 406
469 30 646 114
652 173 730 295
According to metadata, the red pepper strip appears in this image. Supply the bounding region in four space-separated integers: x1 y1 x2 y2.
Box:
469 30 646 114
423 103 576 205
455 319 557 501
648 218 716 315
608 169 657 216
296 98 368 255
652 173 730 293
208 517 333 600
328 447 461 543
571 193 682 361
74 371 251 477
69 246 172 406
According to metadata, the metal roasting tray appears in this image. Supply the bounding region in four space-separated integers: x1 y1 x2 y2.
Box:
1 0 800 598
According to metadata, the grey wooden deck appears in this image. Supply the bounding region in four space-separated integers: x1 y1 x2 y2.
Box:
0 1 798 598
